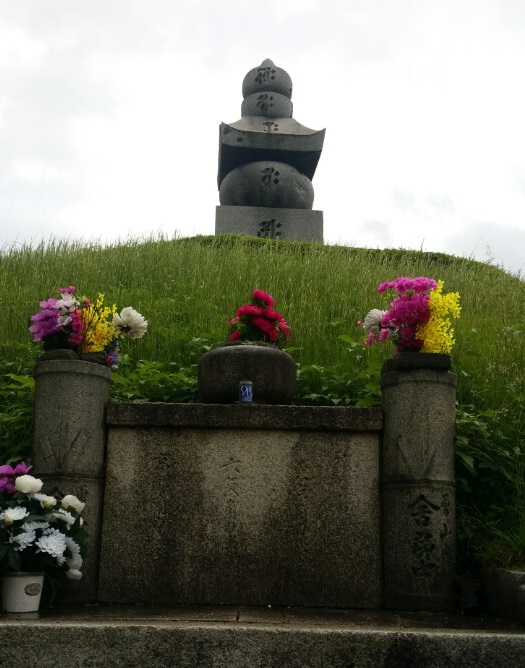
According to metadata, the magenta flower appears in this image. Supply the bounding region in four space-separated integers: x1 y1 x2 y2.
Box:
0 461 32 495
364 276 439 352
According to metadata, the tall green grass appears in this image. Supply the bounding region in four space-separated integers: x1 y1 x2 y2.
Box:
2 234 524 410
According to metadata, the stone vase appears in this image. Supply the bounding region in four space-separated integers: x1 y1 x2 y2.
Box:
32 358 111 603
380 352 456 611
197 342 297 404
381 352 451 374
1 572 44 613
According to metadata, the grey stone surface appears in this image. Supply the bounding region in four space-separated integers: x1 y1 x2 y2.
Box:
197 343 297 404
381 367 457 612
32 359 111 603
218 121 325 182
219 161 314 209
2 606 525 668
483 568 525 622
99 423 381 608
106 402 383 432
215 205 323 241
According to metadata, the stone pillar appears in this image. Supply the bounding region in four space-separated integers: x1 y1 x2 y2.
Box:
32 359 111 602
380 357 456 611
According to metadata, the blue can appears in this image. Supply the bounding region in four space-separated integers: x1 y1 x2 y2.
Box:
239 380 253 404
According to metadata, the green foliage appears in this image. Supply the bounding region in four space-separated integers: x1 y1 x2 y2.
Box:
455 405 525 569
108 336 210 403
0 347 37 464
1 234 524 568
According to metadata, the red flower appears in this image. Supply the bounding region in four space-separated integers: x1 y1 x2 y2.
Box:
252 290 275 308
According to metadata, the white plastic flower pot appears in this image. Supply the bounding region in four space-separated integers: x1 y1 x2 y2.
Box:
1 572 44 613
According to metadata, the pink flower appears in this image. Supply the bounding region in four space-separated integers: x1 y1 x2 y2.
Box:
364 332 376 347
278 317 291 339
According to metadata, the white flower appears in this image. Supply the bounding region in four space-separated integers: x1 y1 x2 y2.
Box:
65 568 82 580
64 535 81 557
23 520 50 532
15 474 43 494
61 494 85 514
9 528 36 551
36 528 67 561
362 309 386 337
56 295 79 312
52 509 76 529
32 492 57 509
1 507 29 525
112 307 148 339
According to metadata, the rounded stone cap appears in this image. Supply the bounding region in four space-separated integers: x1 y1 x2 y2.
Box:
242 58 293 98
241 92 293 119
219 160 314 209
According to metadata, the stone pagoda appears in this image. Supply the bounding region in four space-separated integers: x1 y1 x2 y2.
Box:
215 58 325 242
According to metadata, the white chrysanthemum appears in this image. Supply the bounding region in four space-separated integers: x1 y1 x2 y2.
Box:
64 535 81 557
32 493 57 509
15 474 43 494
36 528 67 562
65 568 82 580
362 309 386 337
9 527 36 551
23 520 50 532
52 509 76 529
112 307 148 339
1 507 29 525
61 494 85 514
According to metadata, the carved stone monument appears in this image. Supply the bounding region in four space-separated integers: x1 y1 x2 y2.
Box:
215 58 325 242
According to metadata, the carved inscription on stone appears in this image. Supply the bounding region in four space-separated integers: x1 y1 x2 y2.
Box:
260 167 280 186
220 456 242 509
262 121 279 132
408 494 440 577
256 93 274 114
258 219 282 239
37 426 93 473
254 66 276 85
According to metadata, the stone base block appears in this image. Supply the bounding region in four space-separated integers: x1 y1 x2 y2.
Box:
99 404 381 608
215 206 323 242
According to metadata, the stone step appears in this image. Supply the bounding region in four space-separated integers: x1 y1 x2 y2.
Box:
1 606 524 668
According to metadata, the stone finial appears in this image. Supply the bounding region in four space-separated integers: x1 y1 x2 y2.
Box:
240 58 293 118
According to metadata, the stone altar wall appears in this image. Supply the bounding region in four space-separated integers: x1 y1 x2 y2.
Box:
98 404 382 608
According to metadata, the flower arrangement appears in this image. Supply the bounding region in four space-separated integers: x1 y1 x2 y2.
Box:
0 462 85 581
228 289 291 346
29 286 148 367
360 276 461 353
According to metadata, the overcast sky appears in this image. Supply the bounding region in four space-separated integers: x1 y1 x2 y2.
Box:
1 0 525 274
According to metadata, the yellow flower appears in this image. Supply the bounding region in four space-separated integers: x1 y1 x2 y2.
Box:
417 281 461 353
79 293 117 353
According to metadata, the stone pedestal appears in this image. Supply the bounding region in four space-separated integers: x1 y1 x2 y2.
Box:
380 359 456 611
215 206 323 242
31 359 111 602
